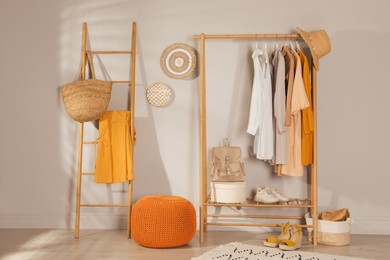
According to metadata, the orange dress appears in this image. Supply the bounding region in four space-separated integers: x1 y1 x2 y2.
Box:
300 52 314 165
95 111 135 183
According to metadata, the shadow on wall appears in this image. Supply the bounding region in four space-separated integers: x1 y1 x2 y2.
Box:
124 26 173 201
318 30 390 234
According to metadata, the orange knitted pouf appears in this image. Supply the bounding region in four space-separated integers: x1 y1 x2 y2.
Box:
131 195 196 248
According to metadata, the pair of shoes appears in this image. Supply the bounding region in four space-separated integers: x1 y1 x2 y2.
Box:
279 225 302 251
268 187 289 202
263 222 291 247
255 187 279 203
254 187 289 204
263 223 302 251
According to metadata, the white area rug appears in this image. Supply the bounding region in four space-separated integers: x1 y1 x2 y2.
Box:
192 242 372 260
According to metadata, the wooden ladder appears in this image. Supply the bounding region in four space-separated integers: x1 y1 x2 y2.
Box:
74 22 137 239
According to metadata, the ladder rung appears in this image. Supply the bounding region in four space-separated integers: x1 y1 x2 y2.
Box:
82 172 95 175
83 141 98 145
86 50 132 54
80 203 128 207
111 80 132 84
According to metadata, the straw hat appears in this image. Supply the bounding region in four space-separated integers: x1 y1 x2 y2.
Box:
161 43 197 79
296 27 331 70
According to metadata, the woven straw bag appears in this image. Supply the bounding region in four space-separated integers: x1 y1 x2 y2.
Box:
319 208 350 221
61 54 112 122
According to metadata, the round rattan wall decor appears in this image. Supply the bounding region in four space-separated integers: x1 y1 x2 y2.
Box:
146 82 173 108
160 43 197 79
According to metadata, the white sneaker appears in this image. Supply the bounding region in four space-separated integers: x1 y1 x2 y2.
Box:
254 187 279 204
268 188 289 202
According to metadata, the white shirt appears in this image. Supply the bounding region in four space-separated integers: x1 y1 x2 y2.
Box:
247 48 274 161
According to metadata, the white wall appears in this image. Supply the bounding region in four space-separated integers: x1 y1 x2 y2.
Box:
1 0 389 235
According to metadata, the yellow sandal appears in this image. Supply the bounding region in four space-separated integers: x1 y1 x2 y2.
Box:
279 225 302 251
263 222 291 248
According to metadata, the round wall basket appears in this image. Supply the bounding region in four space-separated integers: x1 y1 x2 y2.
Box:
160 43 197 79
146 82 173 108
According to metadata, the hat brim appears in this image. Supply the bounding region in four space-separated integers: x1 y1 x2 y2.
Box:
296 27 320 70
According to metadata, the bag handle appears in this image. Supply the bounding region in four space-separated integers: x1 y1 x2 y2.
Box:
76 53 97 81
223 138 230 147
86 53 97 80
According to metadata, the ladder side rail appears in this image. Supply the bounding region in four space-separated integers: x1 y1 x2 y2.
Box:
127 21 137 239
75 22 88 239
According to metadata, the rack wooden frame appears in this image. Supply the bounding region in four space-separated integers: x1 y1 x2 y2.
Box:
74 22 137 239
193 33 318 245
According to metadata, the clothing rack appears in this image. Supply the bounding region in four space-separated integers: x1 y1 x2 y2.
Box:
74 22 137 239
193 33 318 245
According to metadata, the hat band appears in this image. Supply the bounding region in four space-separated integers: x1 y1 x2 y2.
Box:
308 33 317 58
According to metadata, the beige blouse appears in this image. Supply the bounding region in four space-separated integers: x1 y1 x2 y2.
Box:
280 50 310 177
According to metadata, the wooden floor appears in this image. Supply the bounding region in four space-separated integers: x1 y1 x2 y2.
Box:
0 229 389 259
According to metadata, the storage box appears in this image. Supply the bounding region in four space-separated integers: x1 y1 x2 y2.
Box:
210 181 246 203
305 212 353 246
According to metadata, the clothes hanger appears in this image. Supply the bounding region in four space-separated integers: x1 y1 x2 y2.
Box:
296 40 301 53
263 41 268 78
274 33 279 52
253 34 264 56
281 34 287 55
289 35 295 51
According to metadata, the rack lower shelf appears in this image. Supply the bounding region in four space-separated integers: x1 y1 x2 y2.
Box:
205 197 312 209
206 222 313 228
204 197 313 229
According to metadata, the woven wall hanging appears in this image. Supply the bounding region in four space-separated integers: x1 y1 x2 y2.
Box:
160 43 197 79
146 82 173 107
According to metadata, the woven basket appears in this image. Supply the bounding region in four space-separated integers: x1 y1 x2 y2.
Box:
61 54 112 122
310 231 351 246
305 212 352 246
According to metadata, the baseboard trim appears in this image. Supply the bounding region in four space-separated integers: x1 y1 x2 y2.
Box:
0 214 127 229
351 216 390 235
1 215 390 235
